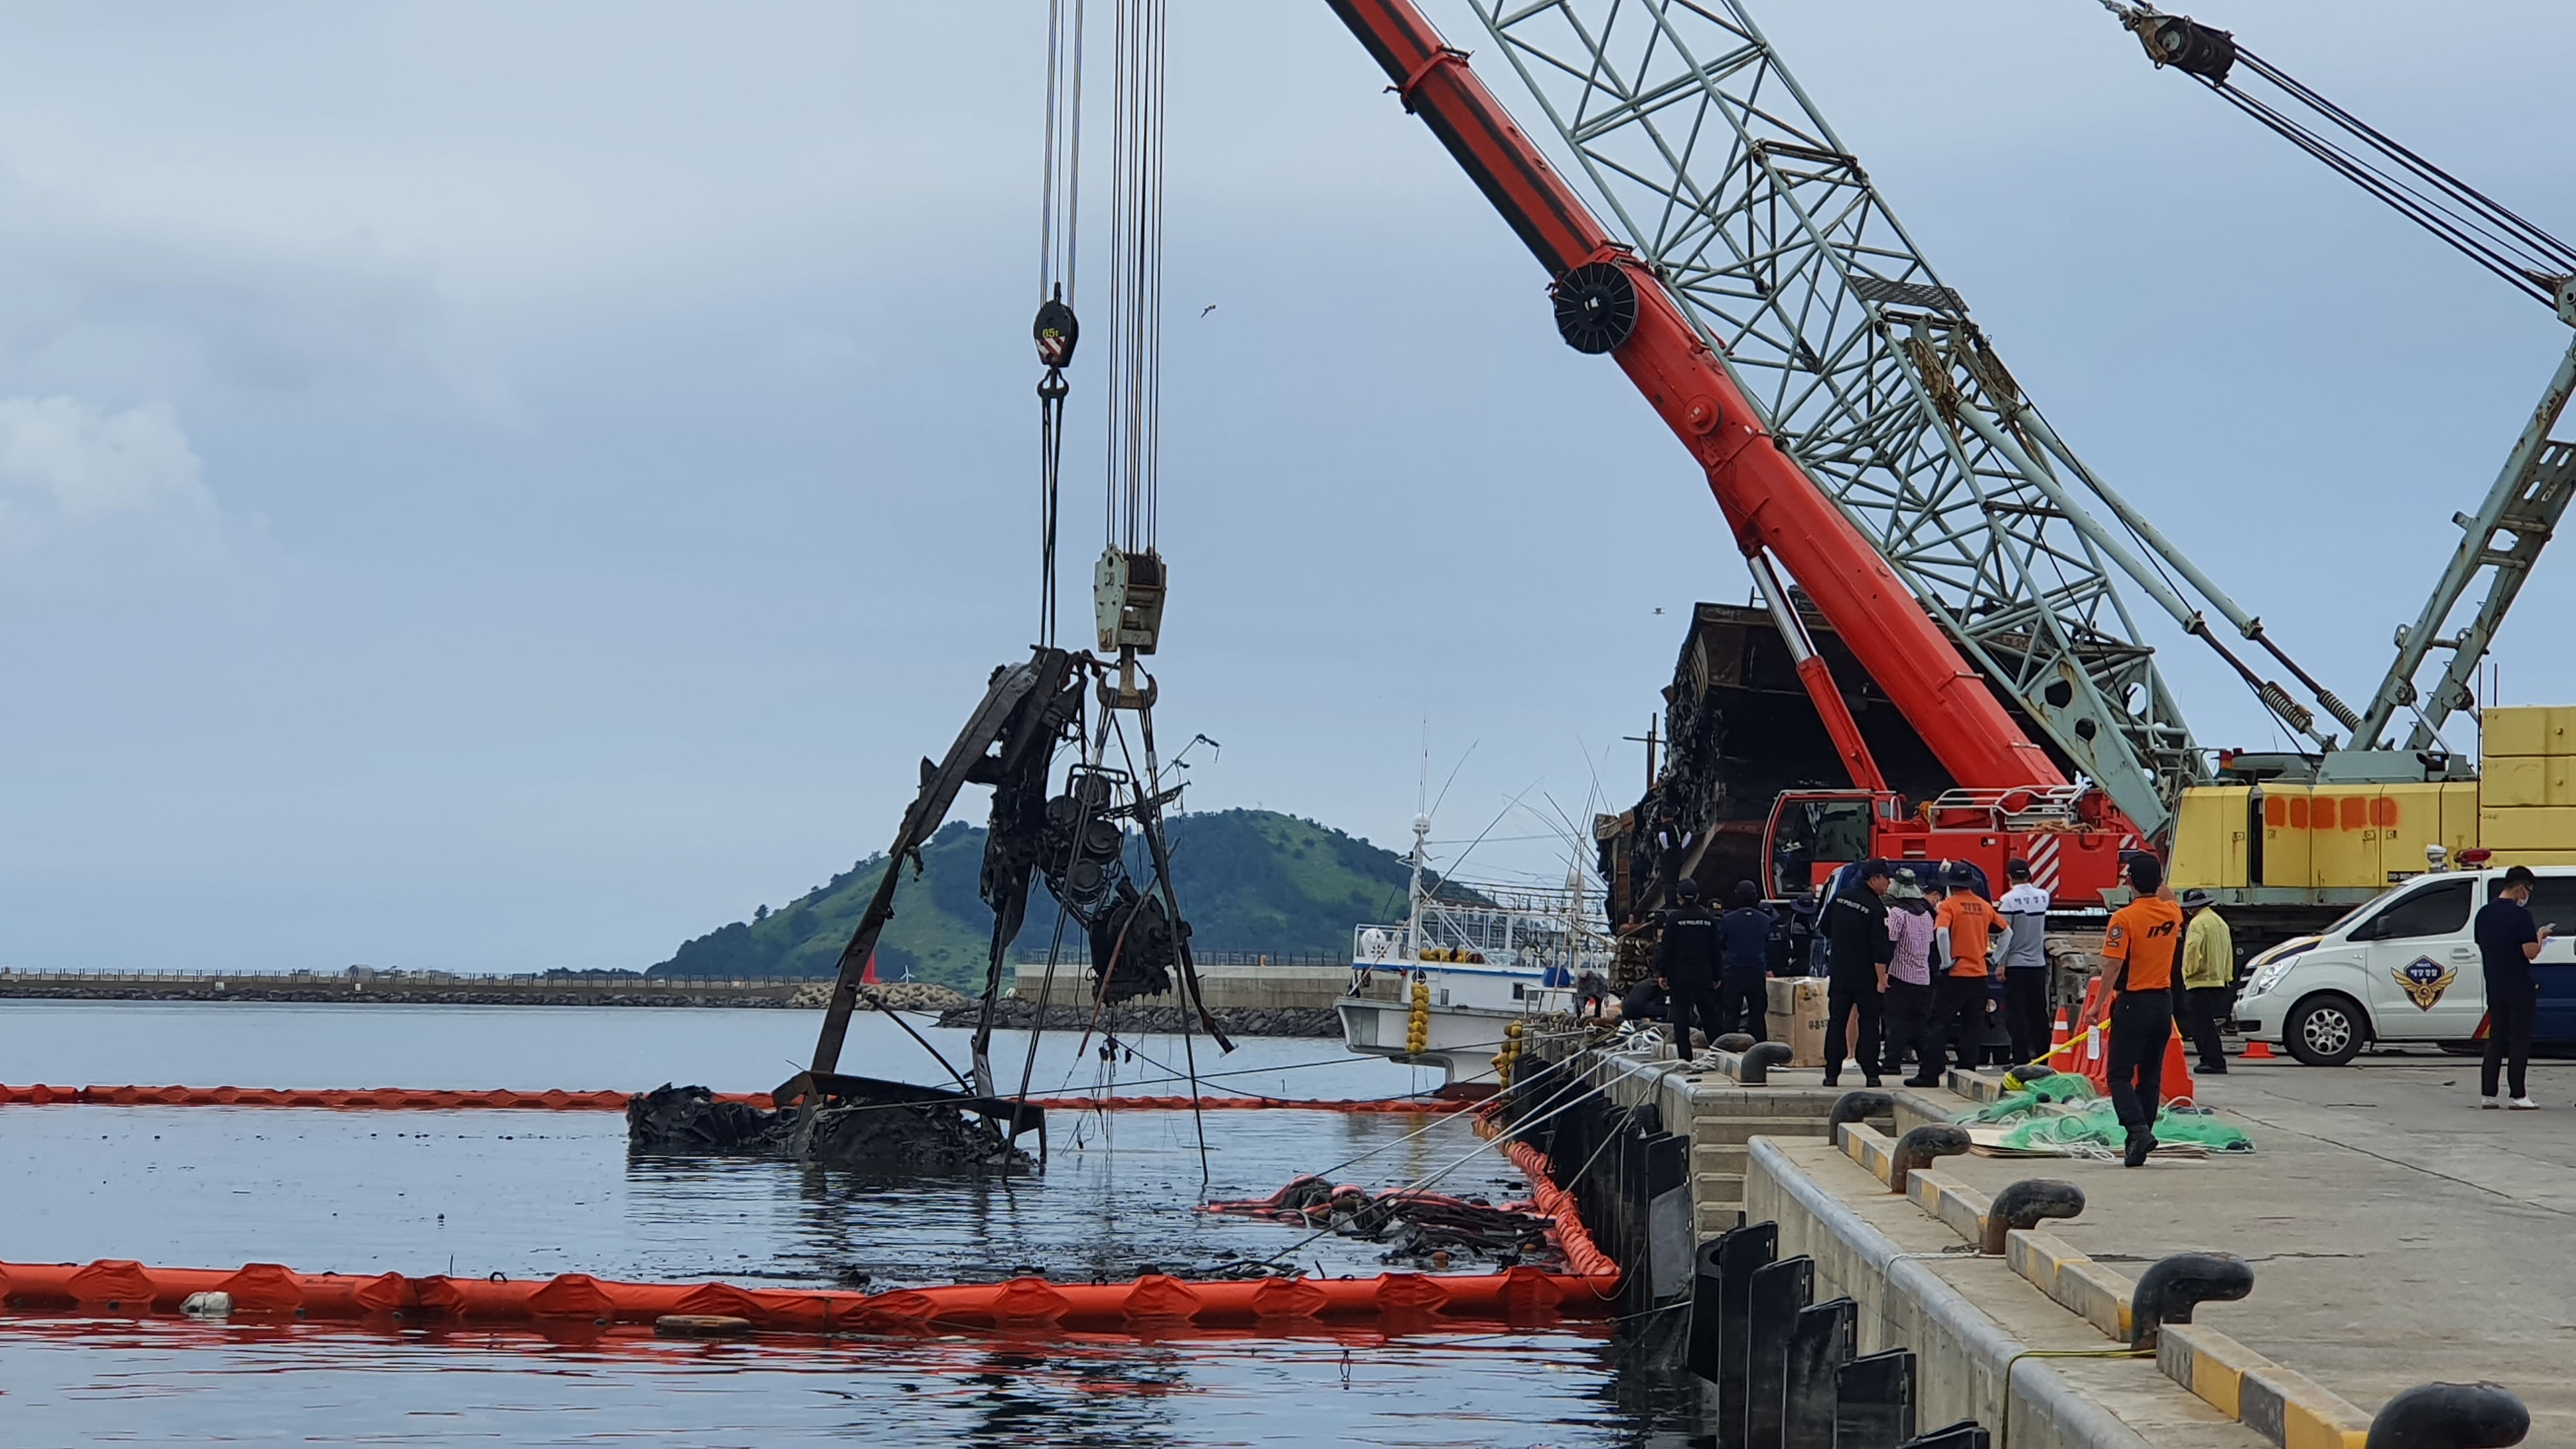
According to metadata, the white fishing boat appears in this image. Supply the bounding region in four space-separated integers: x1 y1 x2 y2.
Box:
1338 808 1614 1095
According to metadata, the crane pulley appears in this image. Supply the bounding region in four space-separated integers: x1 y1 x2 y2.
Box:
2106 3 2576 755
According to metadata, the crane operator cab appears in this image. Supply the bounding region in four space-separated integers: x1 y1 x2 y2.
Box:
1766 790 1899 898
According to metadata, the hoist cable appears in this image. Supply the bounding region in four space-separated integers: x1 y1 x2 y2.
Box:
2158 29 2576 305
1034 0 1085 647
1101 0 1167 558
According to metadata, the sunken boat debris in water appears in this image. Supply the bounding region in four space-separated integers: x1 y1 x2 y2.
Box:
627 1080 1039 1175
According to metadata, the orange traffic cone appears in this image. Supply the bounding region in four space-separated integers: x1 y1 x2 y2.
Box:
2242 1039 2274 1061
2050 1009 2071 1052
2162 1027 2196 1106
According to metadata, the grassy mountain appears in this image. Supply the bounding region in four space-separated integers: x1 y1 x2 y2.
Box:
647 809 1430 989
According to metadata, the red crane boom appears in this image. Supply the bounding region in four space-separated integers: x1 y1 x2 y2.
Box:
1326 0 2069 800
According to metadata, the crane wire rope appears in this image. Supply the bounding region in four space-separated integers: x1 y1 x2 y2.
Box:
1102 0 1168 556
1034 0 1085 647
2105 4 2576 303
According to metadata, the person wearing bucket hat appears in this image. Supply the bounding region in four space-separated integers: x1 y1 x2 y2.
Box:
2179 887 2235 1074
1879 868 1937 1080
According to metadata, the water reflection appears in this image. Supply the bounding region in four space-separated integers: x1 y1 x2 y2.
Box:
0 1314 1689 1447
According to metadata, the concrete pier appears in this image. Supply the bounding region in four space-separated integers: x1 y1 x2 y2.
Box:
1526 1032 2561 1448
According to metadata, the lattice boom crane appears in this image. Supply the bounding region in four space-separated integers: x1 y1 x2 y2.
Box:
1328 0 2162 901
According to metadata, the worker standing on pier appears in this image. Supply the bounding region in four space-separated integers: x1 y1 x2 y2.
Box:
1924 866 2000 1083
2101 855 2186 1167
1822 860 1893 1087
1655 878 1724 1060
2179 889 2235 1075
2474 865 2552 1110
1881 869 1936 1081
1997 859 2053 1065
1717 881 1776 1040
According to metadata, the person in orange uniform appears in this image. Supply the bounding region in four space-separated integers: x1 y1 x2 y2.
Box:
2101 855 2187 1167
1918 866 2000 1085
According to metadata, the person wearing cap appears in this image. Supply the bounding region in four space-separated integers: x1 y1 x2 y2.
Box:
2101 855 2186 1167
2178 888 2235 1075
1654 877 1725 1060
1997 858 2053 1065
1821 859 1894 1087
1717 880 1777 1040
2474 864 2554 1108
1919 865 2001 1085
1880 868 1937 1080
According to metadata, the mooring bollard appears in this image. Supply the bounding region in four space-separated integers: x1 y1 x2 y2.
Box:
1745 1255 1815 1449
1981 1179 2085 1255
2365 1383 2530 1449
1715 1032 1758 1054
1887 1125 1970 1194
1738 1041 1794 1085
1835 1348 1919 1449
2128 1252 2255 1349
1825 1090 1893 1140
1783 1297 1856 1449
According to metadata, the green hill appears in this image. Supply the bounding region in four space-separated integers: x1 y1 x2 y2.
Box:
647 809 1430 989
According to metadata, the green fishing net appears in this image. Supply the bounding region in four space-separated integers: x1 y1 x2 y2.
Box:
1952 1073 2097 1124
1995 1100 2255 1155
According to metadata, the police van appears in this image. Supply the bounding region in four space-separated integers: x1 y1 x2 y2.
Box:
2234 864 2576 1066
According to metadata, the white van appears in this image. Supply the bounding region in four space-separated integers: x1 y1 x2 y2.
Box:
2235 865 2576 1066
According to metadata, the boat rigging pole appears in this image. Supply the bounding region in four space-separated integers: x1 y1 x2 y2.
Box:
2104 4 2576 755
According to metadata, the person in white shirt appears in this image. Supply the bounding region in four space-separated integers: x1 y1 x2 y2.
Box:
1997 857 2054 1065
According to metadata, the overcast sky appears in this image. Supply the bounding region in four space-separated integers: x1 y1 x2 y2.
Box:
0 1 2567 973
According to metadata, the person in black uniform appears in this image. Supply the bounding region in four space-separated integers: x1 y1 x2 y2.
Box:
1717 880 1777 1039
1654 878 1724 1058
1822 859 1894 1087
2474 865 2554 1109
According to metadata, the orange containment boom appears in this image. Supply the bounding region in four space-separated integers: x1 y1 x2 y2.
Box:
0 1259 1606 1332
0 1084 1471 1114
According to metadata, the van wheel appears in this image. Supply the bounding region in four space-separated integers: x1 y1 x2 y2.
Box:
2284 993 2368 1067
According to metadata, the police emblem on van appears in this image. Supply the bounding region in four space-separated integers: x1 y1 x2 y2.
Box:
2394 957 2458 1010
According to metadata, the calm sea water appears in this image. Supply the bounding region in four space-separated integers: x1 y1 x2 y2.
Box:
0 1002 1690 1447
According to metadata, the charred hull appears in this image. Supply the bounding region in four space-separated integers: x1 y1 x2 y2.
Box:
626 1084 1034 1176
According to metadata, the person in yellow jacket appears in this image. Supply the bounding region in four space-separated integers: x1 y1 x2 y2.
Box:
2178 887 2235 1076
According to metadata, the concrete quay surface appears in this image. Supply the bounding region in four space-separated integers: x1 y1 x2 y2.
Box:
1574 1037 2571 1448
1906 1054 2576 1441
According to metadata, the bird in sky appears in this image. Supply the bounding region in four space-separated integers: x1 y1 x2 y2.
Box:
1200 303 1218 317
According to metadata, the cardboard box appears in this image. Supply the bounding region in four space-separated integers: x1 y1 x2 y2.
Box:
1765 976 1830 1068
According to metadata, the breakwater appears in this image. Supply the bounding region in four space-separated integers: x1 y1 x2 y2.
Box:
0 972 965 1012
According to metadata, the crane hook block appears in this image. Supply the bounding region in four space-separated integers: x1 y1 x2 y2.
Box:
1551 262 1639 355
1035 296 1080 369
2128 13 2235 85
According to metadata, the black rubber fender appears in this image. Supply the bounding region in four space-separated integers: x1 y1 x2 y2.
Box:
2365 1383 2530 1449
1738 1041 1794 1085
1888 1124 1970 1195
1826 1090 1893 1140
2128 1252 2254 1348
1981 1179 2083 1255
